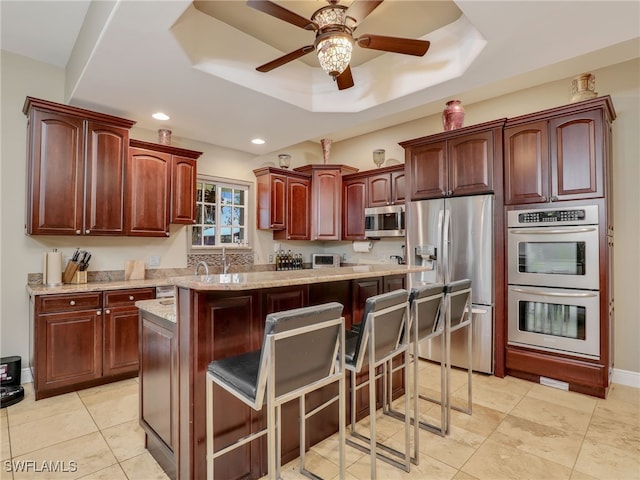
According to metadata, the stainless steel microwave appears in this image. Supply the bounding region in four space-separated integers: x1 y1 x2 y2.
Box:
364 204 405 238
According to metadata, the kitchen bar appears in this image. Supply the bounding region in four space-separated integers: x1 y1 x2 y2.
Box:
138 264 427 480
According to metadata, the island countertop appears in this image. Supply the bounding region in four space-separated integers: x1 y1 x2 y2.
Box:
168 264 428 291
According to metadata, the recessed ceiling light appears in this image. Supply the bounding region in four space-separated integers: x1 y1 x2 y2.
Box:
152 112 170 121
251 138 266 145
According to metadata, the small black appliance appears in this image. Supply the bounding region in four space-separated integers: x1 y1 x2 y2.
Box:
1 356 25 408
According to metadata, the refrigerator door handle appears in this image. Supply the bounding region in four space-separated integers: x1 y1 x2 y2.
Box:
442 208 451 284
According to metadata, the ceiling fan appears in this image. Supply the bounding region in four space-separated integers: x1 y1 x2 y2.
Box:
247 0 431 90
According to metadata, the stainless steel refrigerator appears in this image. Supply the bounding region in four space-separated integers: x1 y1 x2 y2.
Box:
407 194 494 373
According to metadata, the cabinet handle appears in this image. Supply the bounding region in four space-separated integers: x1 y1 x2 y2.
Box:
105 309 111 314
75 230 81 235
69 300 76 306
85 229 90 234
129 295 134 301
97 310 102 315
550 196 558 202
165 232 170 237
541 196 547 202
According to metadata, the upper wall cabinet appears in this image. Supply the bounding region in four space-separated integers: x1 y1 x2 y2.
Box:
503 96 615 205
23 97 136 235
294 165 358 241
127 140 201 237
254 167 312 240
367 165 405 207
400 119 506 201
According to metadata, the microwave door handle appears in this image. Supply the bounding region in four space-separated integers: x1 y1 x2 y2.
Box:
509 227 597 235
511 287 598 298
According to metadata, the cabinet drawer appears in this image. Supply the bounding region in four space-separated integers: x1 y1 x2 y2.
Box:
104 288 155 307
37 292 102 314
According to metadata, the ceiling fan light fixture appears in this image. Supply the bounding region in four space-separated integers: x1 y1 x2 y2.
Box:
316 34 353 78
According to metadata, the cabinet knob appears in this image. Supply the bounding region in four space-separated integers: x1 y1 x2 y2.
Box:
85 229 90 234
75 230 81 235
129 295 134 301
97 310 102 315
69 300 76 306
105 309 111 314
541 196 547 202
550 196 558 202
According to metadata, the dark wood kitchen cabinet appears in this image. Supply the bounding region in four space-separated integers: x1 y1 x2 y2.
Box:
127 140 202 236
342 175 368 240
400 119 506 201
367 165 406 207
254 167 311 240
23 97 135 236
504 97 614 205
294 165 358 241
31 287 155 400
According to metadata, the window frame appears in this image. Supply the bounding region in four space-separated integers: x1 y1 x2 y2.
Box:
189 174 252 251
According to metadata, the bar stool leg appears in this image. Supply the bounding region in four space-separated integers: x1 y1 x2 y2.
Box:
368 353 377 480
206 375 214 480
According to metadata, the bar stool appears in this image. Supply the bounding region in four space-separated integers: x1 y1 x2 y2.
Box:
384 283 446 465
344 289 410 479
205 302 346 480
445 279 473 422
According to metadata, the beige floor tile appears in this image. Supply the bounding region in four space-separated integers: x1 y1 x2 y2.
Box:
347 445 457 480
329 471 360 480
422 402 505 438
593 396 640 426
120 451 170 480
100 419 146 462
279 448 340 480
418 424 486 469
472 374 533 397
0 469 13 480
81 386 138 430
509 396 592 435
6 387 84 427
310 433 366 468
569 470 600 480
76 379 138 401
489 414 584 468
10 432 117 480
585 414 639 454
453 472 480 480
526 383 597 414
1 425 10 461
10 407 98 457
451 382 521 414
608 383 640 406
350 411 406 443
574 437 640 480
461 438 572 480
76 463 128 479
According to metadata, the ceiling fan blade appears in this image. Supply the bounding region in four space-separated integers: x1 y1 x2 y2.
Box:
247 0 318 30
346 0 383 26
357 34 430 56
336 66 354 90
256 45 315 72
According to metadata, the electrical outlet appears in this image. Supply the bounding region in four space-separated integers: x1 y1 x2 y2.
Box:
342 253 347 262
273 243 280 252
149 255 161 267
269 254 273 263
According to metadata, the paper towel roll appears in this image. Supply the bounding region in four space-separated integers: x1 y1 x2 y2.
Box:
352 241 373 253
44 250 62 286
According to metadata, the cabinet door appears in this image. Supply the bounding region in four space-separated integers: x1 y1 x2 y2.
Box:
126 147 171 236
103 306 139 376
27 109 84 235
550 110 604 201
312 169 342 240
383 275 406 292
407 141 447 200
504 121 549 204
448 130 494 196
171 155 197 224
35 310 102 392
84 122 128 235
391 170 406 204
342 177 367 240
283 176 311 240
368 173 392 207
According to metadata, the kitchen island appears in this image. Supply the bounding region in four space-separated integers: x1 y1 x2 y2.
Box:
137 265 427 480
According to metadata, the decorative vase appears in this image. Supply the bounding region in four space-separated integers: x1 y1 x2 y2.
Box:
570 73 597 103
442 100 465 131
320 138 332 164
373 149 385 168
278 153 291 169
158 129 172 145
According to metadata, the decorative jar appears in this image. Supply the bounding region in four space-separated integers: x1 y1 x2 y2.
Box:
320 139 332 164
570 73 597 103
442 100 465 131
158 129 172 145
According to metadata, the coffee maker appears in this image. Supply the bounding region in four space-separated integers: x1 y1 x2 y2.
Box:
1 356 25 408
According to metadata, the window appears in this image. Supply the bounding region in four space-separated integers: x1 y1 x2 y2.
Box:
191 176 250 248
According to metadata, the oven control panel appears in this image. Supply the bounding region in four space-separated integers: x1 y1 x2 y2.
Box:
507 204 598 227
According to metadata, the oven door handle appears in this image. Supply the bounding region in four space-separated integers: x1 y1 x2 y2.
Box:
509 227 597 235
511 287 598 298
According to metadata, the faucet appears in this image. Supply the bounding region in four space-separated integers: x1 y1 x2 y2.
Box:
194 260 209 276
221 247 231 274
390 255 405 265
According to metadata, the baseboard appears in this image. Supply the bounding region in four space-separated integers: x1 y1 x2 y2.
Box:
611 368 640 389
20 367 33 385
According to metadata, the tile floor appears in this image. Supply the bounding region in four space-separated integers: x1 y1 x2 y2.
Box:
1 361 638 479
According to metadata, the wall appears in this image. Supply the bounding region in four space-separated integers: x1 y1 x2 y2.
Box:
1 50 638 377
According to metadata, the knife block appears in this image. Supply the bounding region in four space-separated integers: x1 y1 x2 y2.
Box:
71 270 87 284
62 261 80 284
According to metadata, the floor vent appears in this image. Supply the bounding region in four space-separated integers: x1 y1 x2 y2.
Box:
540 376 569 391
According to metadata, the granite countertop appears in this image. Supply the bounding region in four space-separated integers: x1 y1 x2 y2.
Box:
136 298 176 323
26 277 172 296
169 264 428 291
